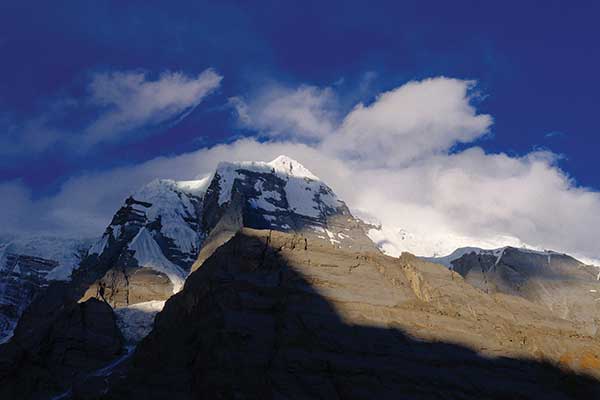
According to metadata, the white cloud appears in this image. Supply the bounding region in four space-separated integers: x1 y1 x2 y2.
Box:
233 77 492 167
2 76 599 265
325 78 493 167
0 69 222 156
231 84 338 141
82 69 222 147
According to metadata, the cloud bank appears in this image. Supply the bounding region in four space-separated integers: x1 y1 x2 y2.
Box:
1 77 599 264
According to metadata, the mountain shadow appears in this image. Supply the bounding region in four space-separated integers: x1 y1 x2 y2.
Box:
102 228 600 400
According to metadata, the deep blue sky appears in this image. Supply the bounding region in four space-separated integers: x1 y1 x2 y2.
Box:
1 0 599 197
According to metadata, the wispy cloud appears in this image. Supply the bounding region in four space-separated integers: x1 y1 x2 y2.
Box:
230 84 338 141
545 130 566 139
0 68 222 156
82 69 222 148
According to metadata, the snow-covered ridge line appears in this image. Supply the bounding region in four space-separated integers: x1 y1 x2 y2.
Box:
362 215 600 268
424 245 596 269
0 236 95 281
215 155 319 181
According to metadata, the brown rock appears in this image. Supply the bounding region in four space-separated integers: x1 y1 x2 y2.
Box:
106 229 600 399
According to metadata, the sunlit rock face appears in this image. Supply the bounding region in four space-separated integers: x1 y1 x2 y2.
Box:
106 229 600 399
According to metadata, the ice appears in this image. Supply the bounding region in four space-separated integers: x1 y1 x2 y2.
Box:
89 234 109 256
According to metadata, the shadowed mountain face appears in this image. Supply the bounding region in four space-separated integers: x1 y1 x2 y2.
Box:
104 229 600 399
0 238 92 344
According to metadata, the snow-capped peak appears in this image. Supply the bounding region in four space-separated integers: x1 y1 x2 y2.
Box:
213 155 341 219
267 155 319 180
175 178 211 195
215 155 319 184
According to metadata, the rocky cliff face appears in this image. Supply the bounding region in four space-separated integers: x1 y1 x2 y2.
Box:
106 229 600 399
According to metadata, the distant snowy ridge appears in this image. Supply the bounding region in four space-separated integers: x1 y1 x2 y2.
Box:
0 236 95 343
362 218 600 267
0 236 95 280
422 246 571 269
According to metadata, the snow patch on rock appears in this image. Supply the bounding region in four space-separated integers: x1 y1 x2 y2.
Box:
128 228 185 293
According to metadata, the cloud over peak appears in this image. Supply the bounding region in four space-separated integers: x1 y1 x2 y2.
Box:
234 77 493 167
231 84 337 141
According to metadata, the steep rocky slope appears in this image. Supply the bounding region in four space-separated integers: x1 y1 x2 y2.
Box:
106 228 600 399
0 298 122 399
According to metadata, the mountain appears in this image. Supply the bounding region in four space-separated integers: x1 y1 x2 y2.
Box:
106 229 600 399
79 178 208 309
426 246 600 331
0 236 94 343
1 156 600 399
